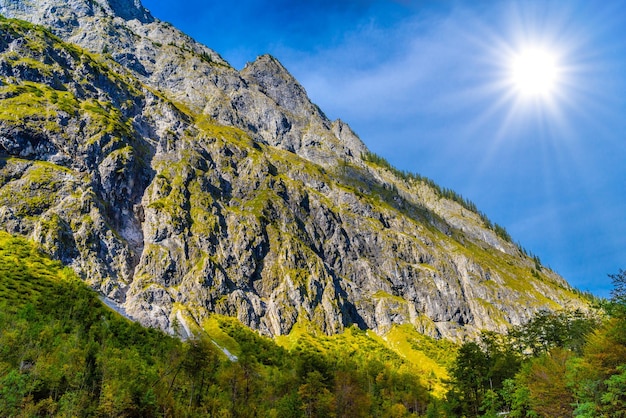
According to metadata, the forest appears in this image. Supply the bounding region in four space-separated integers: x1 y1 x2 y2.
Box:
1 230 625 417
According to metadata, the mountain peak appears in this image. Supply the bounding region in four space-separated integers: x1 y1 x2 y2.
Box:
94 0 153 22
244 54 285 69
241 54 316 116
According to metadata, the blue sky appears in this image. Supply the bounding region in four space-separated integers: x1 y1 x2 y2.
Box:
141 0 626 297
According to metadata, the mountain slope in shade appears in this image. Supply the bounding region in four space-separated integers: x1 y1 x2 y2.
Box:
0 0 587 341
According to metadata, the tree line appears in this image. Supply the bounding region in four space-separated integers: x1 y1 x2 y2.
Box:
444 269 626 417
362 152 512 243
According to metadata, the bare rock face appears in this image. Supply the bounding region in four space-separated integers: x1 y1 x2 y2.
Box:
0 2 588 341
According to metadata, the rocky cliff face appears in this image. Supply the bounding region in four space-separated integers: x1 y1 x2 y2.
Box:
0 0 586 340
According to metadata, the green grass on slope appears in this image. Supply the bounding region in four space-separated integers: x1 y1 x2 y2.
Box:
275 318 452 398
378 324 458 397
0 231 67 308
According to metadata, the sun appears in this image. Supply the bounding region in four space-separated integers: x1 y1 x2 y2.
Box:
509 47 560 98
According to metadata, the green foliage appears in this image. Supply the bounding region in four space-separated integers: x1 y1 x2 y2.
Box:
519 348 575 417
449 342 490 417
445 309 603 417
600 365 626 416
276 325 434 416
446 333 523 417
0 232 183 415
298 370 335 417
442 270 626 418
508 309 600 356
381 324 456 396
607 268 626 318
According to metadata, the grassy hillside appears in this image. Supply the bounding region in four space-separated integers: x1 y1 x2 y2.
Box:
0 231 447 416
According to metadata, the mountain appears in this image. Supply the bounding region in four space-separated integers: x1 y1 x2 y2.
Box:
0 0 587 342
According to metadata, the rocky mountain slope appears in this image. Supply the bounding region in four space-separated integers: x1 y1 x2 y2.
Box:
0 0 587 341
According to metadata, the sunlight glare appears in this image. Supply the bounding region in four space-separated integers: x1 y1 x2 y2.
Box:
509 48 559 98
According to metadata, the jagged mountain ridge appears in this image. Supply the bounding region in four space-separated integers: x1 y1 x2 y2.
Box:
0 0 366 165
0 0 586 340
